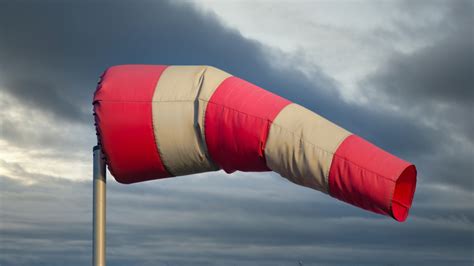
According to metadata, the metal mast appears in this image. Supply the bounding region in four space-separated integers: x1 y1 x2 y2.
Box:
93 145 106 266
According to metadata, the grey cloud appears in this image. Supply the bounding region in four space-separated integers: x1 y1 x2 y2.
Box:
358 0 474 190
2 75 90 123
0 92 95 166
366 36 473 104
361 0 473 137
1 171 473 266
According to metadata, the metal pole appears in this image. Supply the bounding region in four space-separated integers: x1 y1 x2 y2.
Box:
93 145 106 266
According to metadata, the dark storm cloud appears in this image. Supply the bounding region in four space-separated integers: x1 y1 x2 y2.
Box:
0 0 443 161
0 0 335 124
0 0 454 175
0 0 337 158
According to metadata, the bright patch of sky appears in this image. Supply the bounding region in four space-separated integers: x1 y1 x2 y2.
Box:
194 0 447 102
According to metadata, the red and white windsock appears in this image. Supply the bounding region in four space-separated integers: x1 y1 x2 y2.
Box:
93 65 417 222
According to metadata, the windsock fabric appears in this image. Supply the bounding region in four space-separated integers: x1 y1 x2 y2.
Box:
93 65 417 222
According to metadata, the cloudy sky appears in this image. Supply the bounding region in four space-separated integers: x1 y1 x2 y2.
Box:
0 0 473 265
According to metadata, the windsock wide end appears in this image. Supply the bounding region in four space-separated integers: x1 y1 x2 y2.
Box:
93 65 172 184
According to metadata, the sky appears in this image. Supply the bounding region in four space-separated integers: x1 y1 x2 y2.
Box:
0 0 473 265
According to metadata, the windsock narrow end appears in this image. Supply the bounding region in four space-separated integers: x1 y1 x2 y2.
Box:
391 164 417 222
328 135 418 222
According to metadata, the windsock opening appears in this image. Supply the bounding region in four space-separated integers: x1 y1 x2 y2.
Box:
391 164 417 222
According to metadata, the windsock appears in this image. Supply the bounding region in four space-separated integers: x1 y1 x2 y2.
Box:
93 65 417 222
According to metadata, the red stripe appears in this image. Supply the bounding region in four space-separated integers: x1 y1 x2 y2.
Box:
328 135 417 222
205 76 291 173
93 65 171 184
